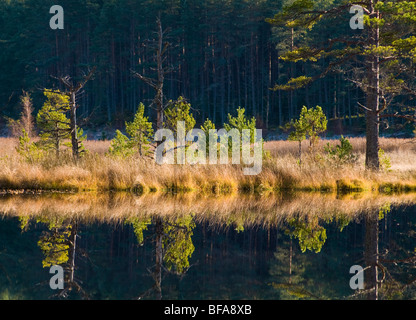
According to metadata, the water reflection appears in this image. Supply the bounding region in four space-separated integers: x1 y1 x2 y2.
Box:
0 192 416 300
134 215 195 300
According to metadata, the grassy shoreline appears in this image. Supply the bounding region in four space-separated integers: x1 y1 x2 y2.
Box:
1 137 416 195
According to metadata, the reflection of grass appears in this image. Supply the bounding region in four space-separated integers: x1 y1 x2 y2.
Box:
1 191 415 229
1 137 416 193
271 283 320 300
0 289 24 300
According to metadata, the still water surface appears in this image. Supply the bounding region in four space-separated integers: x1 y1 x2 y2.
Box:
0 192 416 300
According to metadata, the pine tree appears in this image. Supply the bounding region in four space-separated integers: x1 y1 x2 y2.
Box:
36 90 71 159
16 129 43 164
125 103 154 157
108 103 154 158
200 118 217 156
164 97 196 136
286 106 327 165
267 0 416 170
224 107 258 155
224 107 257 142
107 130 134 158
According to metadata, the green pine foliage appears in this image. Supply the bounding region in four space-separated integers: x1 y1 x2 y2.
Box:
107 103 154 158
287 106 327 148
378 202 391 221
269 0 416 170
286 106 327 165
224 107 257 141
163 215 196 275
379 148 392 172
1 0 416 135
324 135 358 167
200 118 217 155
287 218 327 253
15 129 43 164
36 217 72 268
108 130 134 158
125 103 154 156
164 97 196 136
63 127 88 158
126 217 152 245
223 107 259 154
36 90 71 158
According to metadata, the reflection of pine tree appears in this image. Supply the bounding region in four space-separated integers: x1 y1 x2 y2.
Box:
269 217 349 300
125 217 151 245
269 241 325 300
35 217 88 299
134 214 196 300
37 217 71 268
163 215 196 275
287 218 327 253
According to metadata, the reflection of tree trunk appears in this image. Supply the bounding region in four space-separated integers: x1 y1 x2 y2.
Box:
364 215 379 300
289 239 292 284
68 222 78 284
154 217 163 300
58 222 89 299
61 222 78 293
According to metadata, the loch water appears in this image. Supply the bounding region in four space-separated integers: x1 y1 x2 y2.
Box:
1 192 416 300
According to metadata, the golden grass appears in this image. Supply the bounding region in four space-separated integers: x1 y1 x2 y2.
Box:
264 137 416 158
1 137 416 193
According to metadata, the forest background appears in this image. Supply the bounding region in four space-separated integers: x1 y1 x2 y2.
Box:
1 0 406 139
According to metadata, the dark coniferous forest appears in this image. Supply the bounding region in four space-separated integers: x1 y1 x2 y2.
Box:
0 0 380 135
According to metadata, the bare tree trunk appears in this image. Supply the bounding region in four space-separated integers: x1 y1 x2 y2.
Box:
156 18 165 130
20 91 35 138
54 130 60 159
251 33 256 116
56 67 95 163
365 2 380 170
290 28 295 120
70 91 78 162
266 47 272 129
132 17 170 135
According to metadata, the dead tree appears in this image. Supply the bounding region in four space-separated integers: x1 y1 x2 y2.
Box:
131 17 173 132
54 67 96 162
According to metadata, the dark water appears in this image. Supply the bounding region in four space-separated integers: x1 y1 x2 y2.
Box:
1 199 416 300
